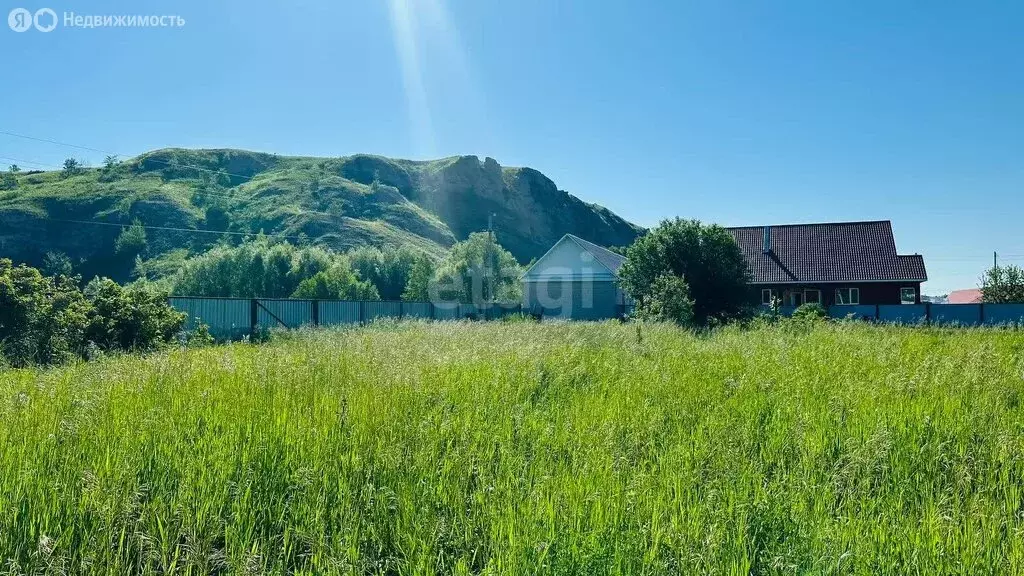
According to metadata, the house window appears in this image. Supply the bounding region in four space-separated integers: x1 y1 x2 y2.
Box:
804 289 821 304
787 291 804 307
836 287 860 305
900 287 916 305
761 289 777 305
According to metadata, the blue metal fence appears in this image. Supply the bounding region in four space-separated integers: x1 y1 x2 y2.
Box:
172 297 1024 340
169 297 531 339
770 302 1024 326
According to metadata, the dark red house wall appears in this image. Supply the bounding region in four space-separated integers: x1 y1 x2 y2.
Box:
757 282 922 306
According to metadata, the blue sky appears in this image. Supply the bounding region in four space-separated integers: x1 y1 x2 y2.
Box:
1 0 1021 294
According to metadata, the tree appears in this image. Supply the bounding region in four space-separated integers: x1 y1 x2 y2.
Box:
619 218 751 325
432 232 522 304
103 155 119 170
42 251 74 277
8 164 19 173
349 245 419 300
61 157 84 178
115 220 148 256
402 253 435 301
291 266 379 300
637 274 694 325
980 264 1024 303
0 171 16 191
167 237 377 299
85 279 186 352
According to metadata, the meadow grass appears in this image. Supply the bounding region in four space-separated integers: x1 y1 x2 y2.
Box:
1 321 1023 575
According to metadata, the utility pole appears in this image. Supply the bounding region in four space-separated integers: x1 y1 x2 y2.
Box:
994 251 999 269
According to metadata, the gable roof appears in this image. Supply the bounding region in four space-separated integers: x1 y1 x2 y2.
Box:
948 288 982 304
566 234 626 274
726 220 927 284
521 234 625 279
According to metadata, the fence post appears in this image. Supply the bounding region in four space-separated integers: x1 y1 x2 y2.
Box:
250 298 258 334
430 302 435 320
399 301 404 320
359 300 365 325
311 300 319 326
925 302 932 325
979 303 985 326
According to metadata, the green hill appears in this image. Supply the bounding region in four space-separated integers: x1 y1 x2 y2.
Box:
0 149 642 281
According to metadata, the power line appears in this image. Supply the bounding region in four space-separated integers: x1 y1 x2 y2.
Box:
0 154 255 205
0 129 277 184
46 218 308 241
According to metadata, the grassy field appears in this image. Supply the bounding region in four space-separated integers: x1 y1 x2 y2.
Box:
2 321 1023 575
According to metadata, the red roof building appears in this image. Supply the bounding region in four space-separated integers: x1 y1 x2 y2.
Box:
947 289 982 304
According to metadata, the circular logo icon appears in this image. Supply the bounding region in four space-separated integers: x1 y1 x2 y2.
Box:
8 8 32 32
33 8 57 32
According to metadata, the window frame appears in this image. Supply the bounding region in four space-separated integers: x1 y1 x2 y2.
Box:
835 287 860 305
804 289 821 304
761 288 776 305
900 287 917 305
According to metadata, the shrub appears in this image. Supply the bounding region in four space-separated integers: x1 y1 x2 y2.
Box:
0 260 91 366
636 274 695 325
291 266 379 300
115 220 148 257
792 302 828 322
0 260 186 367
85 279 186 353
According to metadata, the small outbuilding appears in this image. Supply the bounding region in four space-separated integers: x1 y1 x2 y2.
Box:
521 234 630 320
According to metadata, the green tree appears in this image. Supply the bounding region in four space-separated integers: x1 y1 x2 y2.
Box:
8 164 19 173
349 245 419 300
115 220 148 256
42 251 74 277
0 259 91 366
291 266 379 300
432 232 522 304
980 264 1024 303
168 237 376 299
103 155 120 170
0 171 16 190
637 273 694 325
402 253 435 301
620 218 751 325
85 278 186 352
61 157 84 178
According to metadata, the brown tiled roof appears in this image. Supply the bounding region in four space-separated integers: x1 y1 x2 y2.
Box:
726 220 928 284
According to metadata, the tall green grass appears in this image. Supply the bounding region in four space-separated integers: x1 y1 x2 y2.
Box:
2 321 1023 574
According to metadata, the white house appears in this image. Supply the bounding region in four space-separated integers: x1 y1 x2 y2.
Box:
521 234 630 320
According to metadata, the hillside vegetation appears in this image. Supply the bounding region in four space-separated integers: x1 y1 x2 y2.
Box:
0 149 641 281
2 322 1023 574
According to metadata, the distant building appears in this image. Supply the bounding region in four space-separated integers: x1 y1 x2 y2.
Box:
726 220 927 307
521 234 630 320
947 288 982 304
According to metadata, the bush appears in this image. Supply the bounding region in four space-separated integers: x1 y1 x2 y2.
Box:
291 266 379 300
114 220 148 257
792 302 828 322
0 260 91 366
85 279 186 352
636 274 695 325
0 259 186 367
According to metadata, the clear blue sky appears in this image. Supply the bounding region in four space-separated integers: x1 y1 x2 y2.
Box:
2 0 1021 294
